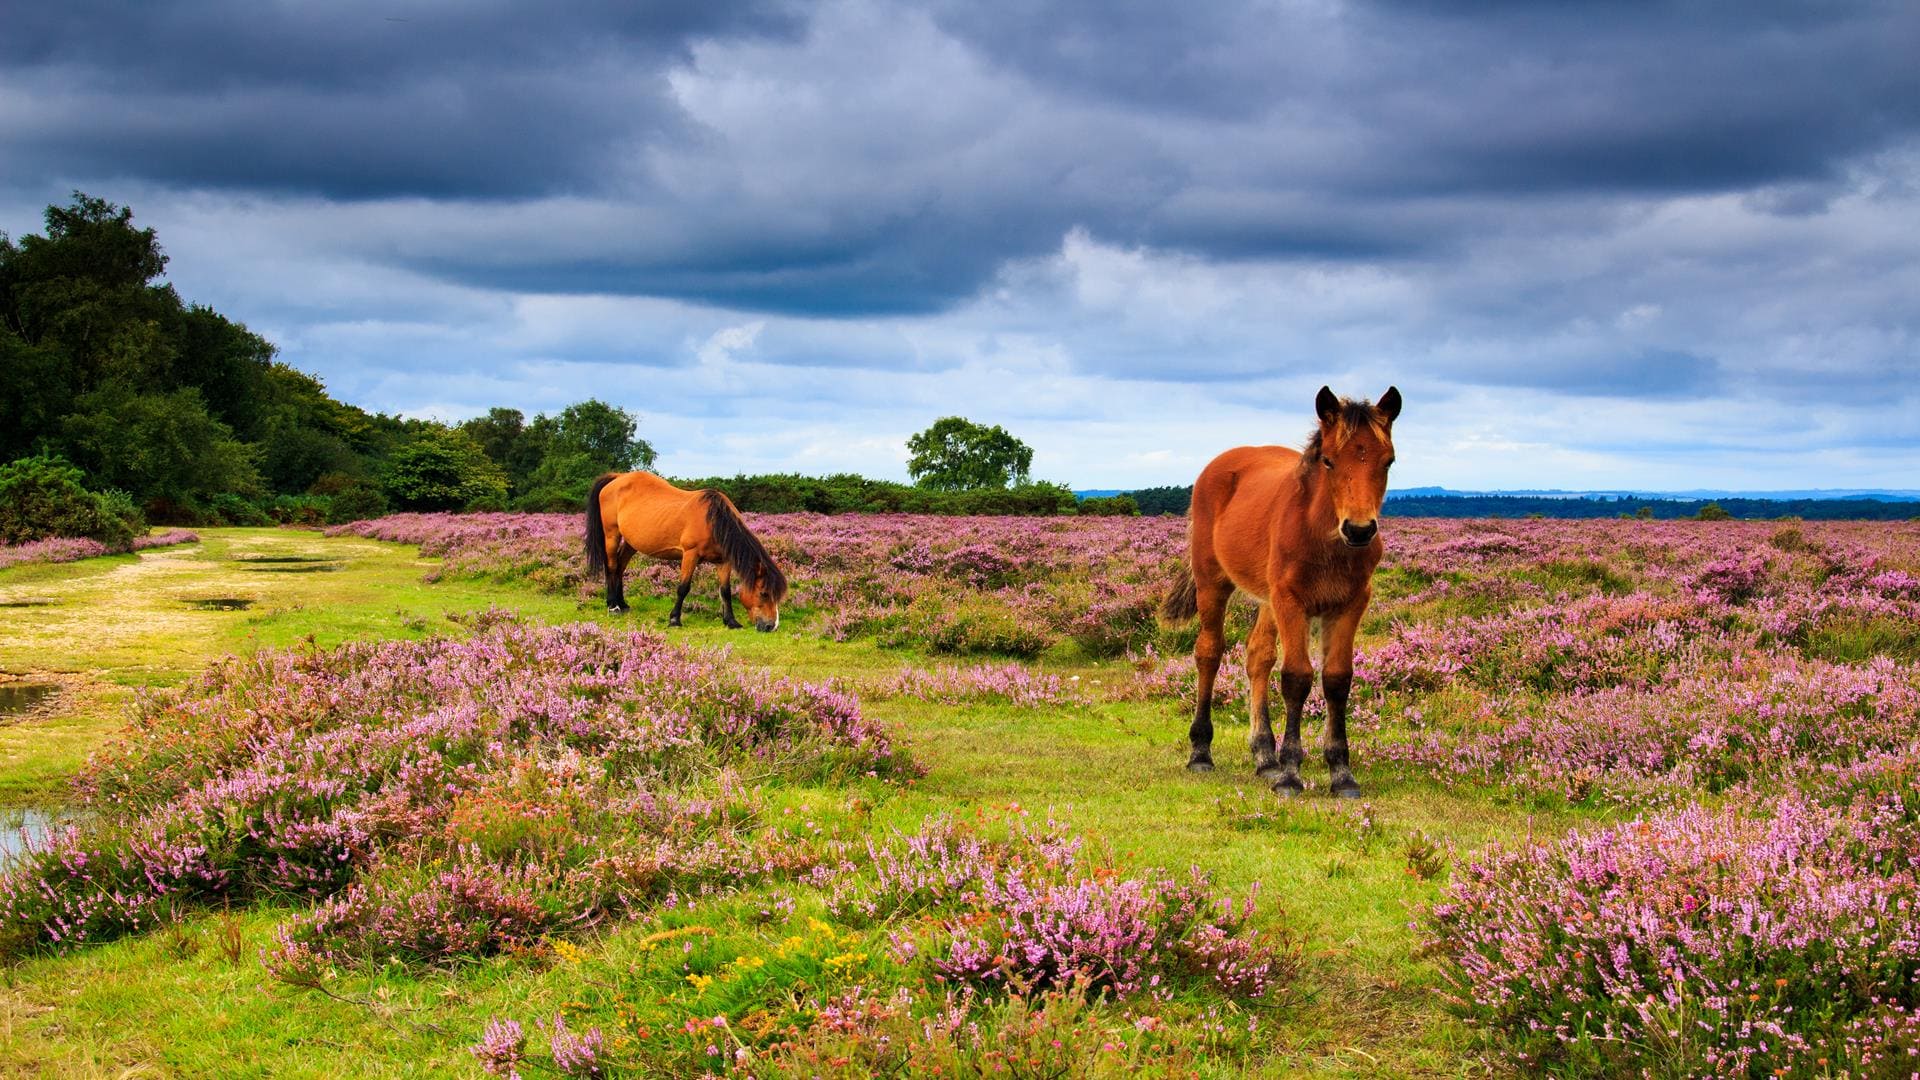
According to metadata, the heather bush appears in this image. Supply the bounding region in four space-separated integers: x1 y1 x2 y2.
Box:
0 617 909 957
1426 796 1920 1077
0 528 198 571
829 816 1295 1003
869 662 1082 707
761 982 1250 1077
1375 655 1920 805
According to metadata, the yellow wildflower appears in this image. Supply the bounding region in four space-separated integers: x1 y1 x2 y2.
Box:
824 951 867 971
686 973 714 992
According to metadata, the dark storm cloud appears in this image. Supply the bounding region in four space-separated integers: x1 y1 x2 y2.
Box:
11 0 1916 313
1 0 803 197
3 0 1916 466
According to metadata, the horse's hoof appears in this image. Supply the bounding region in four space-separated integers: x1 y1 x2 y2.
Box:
1186 758 1214 773
1330 781 1363 800
723 622 743 631
667 618 681 628
1269 775 1306 797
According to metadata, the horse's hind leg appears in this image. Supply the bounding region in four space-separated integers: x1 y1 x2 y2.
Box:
717 563 742 630
667 550 699 627
1187 574 1232 772
607 542 634 614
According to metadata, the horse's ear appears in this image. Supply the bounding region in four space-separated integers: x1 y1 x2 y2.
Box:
1315 386 1340 424
1379 386 1402 423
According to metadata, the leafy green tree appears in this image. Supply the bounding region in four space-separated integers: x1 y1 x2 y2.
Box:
0 454 144 546
461 408 526 472
551 399 655 472
0 335 71 462
59 382 261 512
906 417 1033 491
1695 502 1733 521
382 428 508 511
507 400 656 510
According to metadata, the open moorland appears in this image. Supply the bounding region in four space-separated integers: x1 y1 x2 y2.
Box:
2 515 1918 1077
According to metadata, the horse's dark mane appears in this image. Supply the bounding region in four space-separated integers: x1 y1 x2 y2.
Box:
702 490 788 600
1300 398 1388 471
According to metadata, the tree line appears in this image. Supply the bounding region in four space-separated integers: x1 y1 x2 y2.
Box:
1 194 1134 545
1 194 660 536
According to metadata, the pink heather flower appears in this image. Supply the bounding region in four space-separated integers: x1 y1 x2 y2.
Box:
547 1014 605 1078
470 1017 525 1078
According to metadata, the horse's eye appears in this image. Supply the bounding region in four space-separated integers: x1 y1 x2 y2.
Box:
1322 458 1334 470
1385 456 1396 468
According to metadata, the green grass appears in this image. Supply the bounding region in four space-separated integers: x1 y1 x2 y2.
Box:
0 527 1567 1077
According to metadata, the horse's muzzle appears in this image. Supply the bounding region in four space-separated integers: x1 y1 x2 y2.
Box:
754 618 777 633
1339 520 1378 547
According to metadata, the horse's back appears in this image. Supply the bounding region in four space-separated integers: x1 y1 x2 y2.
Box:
1190 446 1303 593
601 472 706 557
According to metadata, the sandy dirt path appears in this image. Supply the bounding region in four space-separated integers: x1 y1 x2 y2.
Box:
0 530 400 683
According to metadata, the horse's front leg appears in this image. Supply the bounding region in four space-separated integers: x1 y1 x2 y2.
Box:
667 550 698 627
717 563 742 630
1243 604 1283 782
1270 598 1314 795
1321 591 1369 799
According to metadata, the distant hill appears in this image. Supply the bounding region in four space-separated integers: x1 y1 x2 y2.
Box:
1099 485 1920 520
1391 486 1920 503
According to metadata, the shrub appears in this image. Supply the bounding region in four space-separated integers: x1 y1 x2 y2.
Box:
383 429 509 511
0 454 144 546
311 472 387 524
1425 797 1920 1076
1078 495 1140 516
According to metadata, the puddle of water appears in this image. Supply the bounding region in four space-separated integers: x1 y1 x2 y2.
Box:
0 683 56 716
0 808 79 865
243 563 344 573
186 597 255 611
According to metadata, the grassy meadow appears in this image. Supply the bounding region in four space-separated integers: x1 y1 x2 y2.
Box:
1 517 1916 1077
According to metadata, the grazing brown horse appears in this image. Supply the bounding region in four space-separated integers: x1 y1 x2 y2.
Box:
585 471 788 631
1161 386 1401 798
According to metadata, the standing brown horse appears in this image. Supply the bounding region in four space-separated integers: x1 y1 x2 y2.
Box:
1161 386 1401 797
585 471 788 631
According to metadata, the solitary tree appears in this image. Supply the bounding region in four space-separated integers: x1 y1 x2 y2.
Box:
383 428 508 511
906 417 1033 491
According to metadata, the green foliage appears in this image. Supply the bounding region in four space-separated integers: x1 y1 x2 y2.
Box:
463 399 656 508
310 473 388 525
1694 501 1733 521
676 473 1077 516
907 416 1033 491
381 429 509 511
0 454 145 546
1127 485 1192 516
58 381 262 513
1077 494 1139 516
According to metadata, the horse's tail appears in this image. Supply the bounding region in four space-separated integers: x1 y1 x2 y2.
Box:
703 490 787 600
1159 562 1199 625
584 473 618 578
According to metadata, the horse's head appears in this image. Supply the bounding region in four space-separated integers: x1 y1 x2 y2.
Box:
738 566 789 632
1312 385 1401 548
